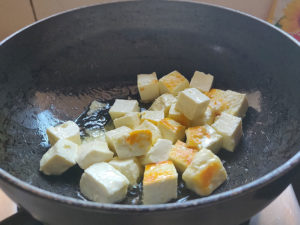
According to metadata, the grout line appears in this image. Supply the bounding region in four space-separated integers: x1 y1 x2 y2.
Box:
29 0 38 21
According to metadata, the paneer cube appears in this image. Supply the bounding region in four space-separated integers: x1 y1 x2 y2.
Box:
80 162 129 203
46 121 81 146
137 72 160 103
40 139 78 175
140 139 172 165
158 118 185 144
77 140 114 169
159 71 189 95
224 90 248 118
190 71 214 92
109 157 142 185
87 100 108 116
182 149 227 196
137 120 162 144
143 161 178 204
168 103 191 126
206 89 248 118
185 125 223 154
169 140 198 173
105 126 132 153
212 112 243 152
175 88 210 121
206 89 228 117
191 107 215 126
113 129 152 159
109 99 140 120
149 93 177 115
113 112 140 129
141 111 164 125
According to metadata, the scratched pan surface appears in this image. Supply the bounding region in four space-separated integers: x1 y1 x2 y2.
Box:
0 1 299 225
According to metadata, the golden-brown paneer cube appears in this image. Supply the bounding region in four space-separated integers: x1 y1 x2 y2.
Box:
143 161 178 204
169 140 198 173
158 118 186 143
158 71 189 95
206 89 229 118
206 89 248 118
185 125 223 154
137 120 162 144
182 149 227 196
113 129 152 159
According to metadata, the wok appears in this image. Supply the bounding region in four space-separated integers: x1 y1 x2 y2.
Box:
0 1 299 225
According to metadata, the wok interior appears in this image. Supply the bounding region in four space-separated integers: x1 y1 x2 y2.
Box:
0 1 299 201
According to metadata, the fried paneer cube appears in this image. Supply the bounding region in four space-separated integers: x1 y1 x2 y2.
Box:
182 149 227 196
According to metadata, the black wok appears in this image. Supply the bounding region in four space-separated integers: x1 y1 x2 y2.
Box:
0 1 299 225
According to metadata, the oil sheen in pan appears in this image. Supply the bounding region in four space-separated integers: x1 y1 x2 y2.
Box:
75 100 199 205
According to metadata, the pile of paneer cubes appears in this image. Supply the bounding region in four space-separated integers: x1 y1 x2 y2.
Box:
39 70 248 205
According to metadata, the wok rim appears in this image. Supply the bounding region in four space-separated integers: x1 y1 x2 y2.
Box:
0 0 299 213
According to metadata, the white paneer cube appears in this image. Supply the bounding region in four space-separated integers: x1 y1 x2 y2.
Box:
137 72 160 103
190 71 214 92
80 162 129 203
87 100 107 116
113 129 152 159
113 112 140 129
159 71 189 95
175 88 210 121
105 126 132 152
158 118 186 144
40 139 78 175
224 90 248 118
168 103 191 126
46 121 81 146
143 161 178 204
141 111 164 125
169 140 198 173
212 112 243 152
182 149 227 196
185 125 223 154
109 99 140 120
77 140 114 169
140 139 172 165
149 93 177 116
191 107 215 126
137 120 162 144
109 157 142 185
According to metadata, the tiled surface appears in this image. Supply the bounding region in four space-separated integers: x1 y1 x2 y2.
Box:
31 0 273 20
0 189 17 221
0 0 274 41
192 0 273 20
250 185 300 225
31 0 128 20
0 0 35 41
